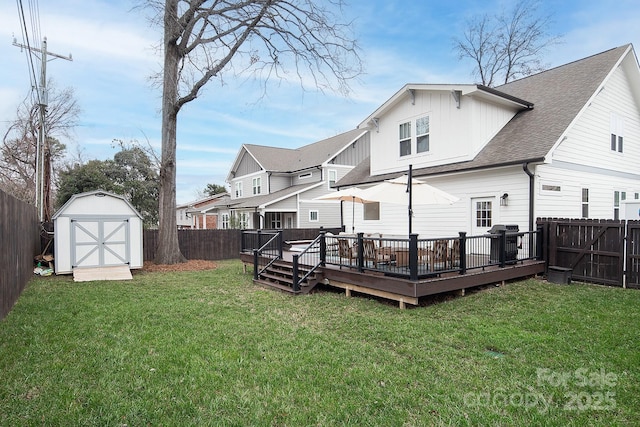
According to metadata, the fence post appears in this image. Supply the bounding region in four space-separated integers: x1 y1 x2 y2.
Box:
409 234 418 281
458 232 467 275
292 254 300 292
499 229 506 268
319 230 326 266
536 225 544 260
357 232 364 273
253 249 259 280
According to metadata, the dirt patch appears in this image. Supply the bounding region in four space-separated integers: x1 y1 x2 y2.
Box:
143 259 217 273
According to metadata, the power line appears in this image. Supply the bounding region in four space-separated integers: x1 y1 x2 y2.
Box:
15 0 40 103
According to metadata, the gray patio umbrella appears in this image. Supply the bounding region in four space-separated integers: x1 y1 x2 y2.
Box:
315 187 372 233
359 165 458 235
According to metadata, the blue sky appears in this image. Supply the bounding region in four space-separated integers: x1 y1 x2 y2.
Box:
1 0 639 204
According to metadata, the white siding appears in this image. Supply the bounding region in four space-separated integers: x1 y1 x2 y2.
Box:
535 163 640 219
369 90 518 177
349 166 530 237
552 61 640 175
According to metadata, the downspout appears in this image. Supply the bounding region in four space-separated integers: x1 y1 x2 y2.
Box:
523 162 535 232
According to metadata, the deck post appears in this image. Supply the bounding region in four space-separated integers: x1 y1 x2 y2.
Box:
319 230 327 266
458 232 467 275
409 233 418 281
357 232 364 273
277 230 283 259
292 254 300 292
499 229 506 268
253 249 259 280
256 229 262 251
536 225 544 261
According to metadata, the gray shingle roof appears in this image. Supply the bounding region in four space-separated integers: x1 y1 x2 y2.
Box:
244 128 366 173
230 183 321 209
338 45 632 187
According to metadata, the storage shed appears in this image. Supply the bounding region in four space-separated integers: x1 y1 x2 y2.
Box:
53 190 143 275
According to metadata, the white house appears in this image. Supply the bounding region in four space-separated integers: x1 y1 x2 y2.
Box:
337 44 640 238
225 128 370 229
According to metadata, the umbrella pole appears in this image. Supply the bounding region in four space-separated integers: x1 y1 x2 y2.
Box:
408 164 413 235
352 196 355 233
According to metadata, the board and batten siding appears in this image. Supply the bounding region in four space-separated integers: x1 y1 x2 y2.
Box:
235 150 262 177
551 60 640 175
369 89 519 176
330 132 370 166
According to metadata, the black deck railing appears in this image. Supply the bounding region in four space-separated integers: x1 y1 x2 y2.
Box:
242 227 543 283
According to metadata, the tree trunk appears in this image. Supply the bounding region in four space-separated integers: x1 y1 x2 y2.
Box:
155 0 186 265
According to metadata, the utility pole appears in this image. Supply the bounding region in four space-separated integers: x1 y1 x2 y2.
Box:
12 37 72 222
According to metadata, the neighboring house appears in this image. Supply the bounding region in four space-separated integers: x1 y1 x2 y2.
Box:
176 192 230 229
227 128 370 229
337 44 640 238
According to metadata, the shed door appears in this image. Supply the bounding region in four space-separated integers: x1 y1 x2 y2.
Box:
71 218 130 269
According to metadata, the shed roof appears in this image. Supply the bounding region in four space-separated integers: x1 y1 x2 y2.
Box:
52 190 143 219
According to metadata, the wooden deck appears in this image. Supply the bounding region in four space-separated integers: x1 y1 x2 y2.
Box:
240 251 545 308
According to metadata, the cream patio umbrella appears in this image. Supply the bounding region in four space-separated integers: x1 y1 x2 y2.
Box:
315 187 372 233
359 165 459 235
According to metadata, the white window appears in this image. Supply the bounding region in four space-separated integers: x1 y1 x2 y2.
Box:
614 191 621 220
328 169 337 188
299 172 312 179
399 122 411 156
476 201 492 227
416 116 430 153
363 202 380 220
309 210 319 222
221 213 229 229
239 212 249 229
235 182 243 198
610 113 624 153
582 188 589 218
541 184 561 193
252 177 261 195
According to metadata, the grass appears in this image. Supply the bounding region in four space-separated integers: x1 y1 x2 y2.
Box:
1 260 639 426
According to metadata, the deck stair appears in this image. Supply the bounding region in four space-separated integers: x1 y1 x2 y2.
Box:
254 260 322 294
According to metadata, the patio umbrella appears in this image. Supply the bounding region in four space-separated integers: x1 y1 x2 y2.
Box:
315 187 372 233
359 165 458 235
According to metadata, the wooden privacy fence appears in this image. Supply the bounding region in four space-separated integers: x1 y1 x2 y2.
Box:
143 227 342 261
538 218 640 288
0 189 40 320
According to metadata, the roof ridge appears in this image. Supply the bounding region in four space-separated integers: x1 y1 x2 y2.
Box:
497 44 630 89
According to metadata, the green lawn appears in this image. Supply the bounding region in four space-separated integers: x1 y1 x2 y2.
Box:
1 260 639 426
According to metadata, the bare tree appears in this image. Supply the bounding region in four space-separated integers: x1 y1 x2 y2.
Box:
0 84 79 218
148 0 362 264
454 1 561 87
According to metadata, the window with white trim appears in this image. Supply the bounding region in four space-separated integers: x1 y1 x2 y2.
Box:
235 182 243 198
299 172 312 179
252 177 261 195
328 169 337 188
610 113 624 153
309 210 319 222
221 213 229 229
363 202 380 220
581 188 589 218
239 212 248 229
399 121 411 156
476 201 492 227
416 116 430 153
614 191 621 220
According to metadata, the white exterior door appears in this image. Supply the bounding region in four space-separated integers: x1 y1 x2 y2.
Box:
471 197 496 236
71 218 130 269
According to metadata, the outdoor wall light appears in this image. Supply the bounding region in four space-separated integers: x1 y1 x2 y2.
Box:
500 193 509 206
